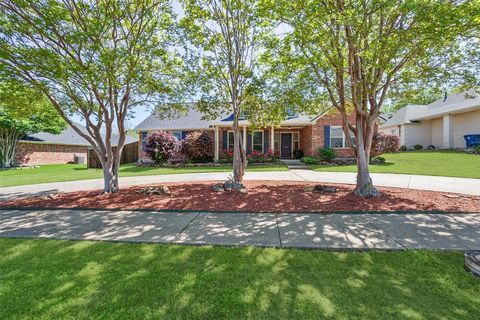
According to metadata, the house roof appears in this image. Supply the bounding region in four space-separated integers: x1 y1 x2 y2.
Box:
21 122 137 146
134 108 216 131
380 90 480 127
135 107 319 131
411 90 480 121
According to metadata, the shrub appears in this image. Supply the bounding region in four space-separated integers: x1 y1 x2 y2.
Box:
182 131 214 162
220 149 279 163
219 149 234 163
318 147 336 161
427 145 436 150
371 156 386 164
301 156 318 165
371 133 400 158
400 145 407 151
293 149 304 159
413 144 423 150
247 150 279 163
144 131 181 164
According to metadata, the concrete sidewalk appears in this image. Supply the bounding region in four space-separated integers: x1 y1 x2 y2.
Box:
1 209 479 250
1 170 480 201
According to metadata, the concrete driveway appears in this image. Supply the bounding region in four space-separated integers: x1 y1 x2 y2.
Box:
1 209 479 250
1 170 480 201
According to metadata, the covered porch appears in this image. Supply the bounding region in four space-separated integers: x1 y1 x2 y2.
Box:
212 124 304 162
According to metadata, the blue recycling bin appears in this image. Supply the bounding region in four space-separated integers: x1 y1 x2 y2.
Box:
464 134 480 147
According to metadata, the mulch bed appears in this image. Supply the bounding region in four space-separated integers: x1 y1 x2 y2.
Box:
2 181 480 213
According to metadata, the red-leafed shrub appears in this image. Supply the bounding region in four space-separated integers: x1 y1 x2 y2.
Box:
182 131 214 162
144 131 181 164
371 133 400 158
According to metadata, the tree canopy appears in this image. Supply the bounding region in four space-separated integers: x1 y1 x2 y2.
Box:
0 0 184 191
259 0 479 196
0 81 65 167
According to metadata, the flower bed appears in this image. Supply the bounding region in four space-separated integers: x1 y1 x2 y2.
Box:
4 181 479 213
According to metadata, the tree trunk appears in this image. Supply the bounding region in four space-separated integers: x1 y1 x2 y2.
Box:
232 120 245 183
96 146 119 193
0 128 21 168
353 118 380 197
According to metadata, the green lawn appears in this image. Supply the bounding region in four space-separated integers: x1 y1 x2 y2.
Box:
313 150 480 179
0 239 478 319
0 163 287 187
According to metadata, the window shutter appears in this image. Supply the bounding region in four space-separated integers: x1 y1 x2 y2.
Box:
222 131 227 150
323 126 330 147
263 129 269 152
247 132 252 154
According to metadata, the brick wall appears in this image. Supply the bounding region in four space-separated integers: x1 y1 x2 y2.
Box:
304 113 357 158
15 142 88 165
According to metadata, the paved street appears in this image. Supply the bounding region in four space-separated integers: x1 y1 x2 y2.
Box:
1 209 478 250
2 170 480 201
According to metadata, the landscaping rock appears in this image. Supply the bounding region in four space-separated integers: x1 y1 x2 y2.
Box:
464 251 480 277
212 184 224 192
313 185 338 193
137 186 171 195
223 181 247 193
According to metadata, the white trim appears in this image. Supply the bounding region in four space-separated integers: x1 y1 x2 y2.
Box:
330 125 346 148
171 130 183 140
251 130 264 153
227 130 234 151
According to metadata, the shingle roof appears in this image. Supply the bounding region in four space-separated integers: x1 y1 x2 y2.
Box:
21 122 137 146
134 109 215 131
380 90 480 126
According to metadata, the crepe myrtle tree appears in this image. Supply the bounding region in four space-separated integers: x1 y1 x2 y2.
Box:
260 0 478 196
0 0 184 193
180 0 265 184
0 81 66 167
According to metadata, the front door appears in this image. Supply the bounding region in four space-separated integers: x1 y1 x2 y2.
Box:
280 133 292 158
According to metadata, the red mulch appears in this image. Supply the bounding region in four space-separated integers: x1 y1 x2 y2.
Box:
2 181 480 213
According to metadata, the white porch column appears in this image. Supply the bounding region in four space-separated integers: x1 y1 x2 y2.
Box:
214 126 219 162
243 126 247 151
443 114 453 149
270 125 275 152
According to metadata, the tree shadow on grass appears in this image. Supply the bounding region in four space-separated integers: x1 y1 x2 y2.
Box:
0 238 478 319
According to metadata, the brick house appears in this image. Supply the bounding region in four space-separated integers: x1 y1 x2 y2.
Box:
16 123 137 166
135 108 357 162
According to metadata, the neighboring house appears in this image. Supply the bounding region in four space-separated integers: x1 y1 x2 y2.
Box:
134 108 357 162
16 123 137 165
379 90 480 149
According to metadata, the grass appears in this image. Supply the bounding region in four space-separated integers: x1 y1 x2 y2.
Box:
0 163 287 187
313 150 480 179
0 239 478 319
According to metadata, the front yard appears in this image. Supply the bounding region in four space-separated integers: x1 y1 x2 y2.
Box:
313 150 480 179
0 238 478 319
0 163 287 188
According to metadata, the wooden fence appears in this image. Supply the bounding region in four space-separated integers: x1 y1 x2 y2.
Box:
87 141 139 168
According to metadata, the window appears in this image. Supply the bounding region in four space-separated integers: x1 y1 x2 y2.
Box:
293 132 300 151
171 131 182 140
227 131 235 151
252 131 263 152
330 126 355 148
274 132 280 152
330 126 344 148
